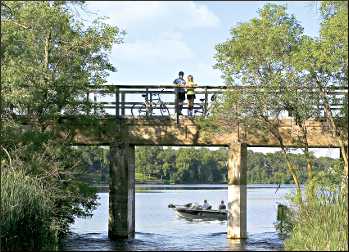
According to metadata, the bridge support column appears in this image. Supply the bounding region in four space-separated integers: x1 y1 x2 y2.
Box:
108 142 135 240
227 143 247 239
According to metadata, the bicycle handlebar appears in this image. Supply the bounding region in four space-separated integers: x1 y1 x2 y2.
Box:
151 89 165 96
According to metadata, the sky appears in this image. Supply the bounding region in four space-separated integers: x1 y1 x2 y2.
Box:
83 1 322 85
80 1 339 158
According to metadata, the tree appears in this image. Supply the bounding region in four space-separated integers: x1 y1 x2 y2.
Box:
1 1 122 131
213 4 312 201
293 1 348 176
1 1 123 248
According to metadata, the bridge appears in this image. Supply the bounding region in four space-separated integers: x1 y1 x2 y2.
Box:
18 84 348 240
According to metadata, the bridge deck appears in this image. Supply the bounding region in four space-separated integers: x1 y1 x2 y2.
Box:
54 116 342 147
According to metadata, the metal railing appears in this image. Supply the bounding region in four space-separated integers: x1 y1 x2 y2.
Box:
85 85 226 123
7 84 346 124
85 85 347 121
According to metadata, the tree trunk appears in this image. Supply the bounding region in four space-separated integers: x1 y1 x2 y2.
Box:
322 89 348 176
299 124 313 181
281 146 303 204
314 76 348 177
262 117 303 203
303 136 315 199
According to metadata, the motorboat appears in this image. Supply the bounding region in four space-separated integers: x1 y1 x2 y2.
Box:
168 203 227 221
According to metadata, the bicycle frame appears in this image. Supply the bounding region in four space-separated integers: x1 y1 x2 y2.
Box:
194 94 216 117
140 90 167 116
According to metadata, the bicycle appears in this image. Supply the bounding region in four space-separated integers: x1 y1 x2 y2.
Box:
131 89 170 117
193 94 217 117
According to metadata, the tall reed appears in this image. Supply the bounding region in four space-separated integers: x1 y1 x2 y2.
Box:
1 169 57 251
284 163 348 251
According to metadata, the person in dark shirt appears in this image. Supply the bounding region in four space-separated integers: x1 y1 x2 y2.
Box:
219 200 226 210
173 71 186 115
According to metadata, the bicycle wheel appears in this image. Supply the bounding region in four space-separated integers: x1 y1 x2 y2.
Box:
137 103 149 117
160 103 170 116
131 104 139 118
193 105 204 117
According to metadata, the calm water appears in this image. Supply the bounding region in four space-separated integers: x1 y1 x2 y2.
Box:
61 184 297 251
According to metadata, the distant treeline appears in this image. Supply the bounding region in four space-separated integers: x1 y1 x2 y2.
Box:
79 147 337 184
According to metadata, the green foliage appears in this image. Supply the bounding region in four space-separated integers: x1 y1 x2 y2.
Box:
215 4 303 84
1 1 122 250
1 169 57 251
274 204 294 236
211 1 348 203
78 146 110 184
1 1 122 120
212 3 322 135
292 1 348 120
1 141 99 239
136 147 227 184
212 4 316 199
82 147 337 185
284 161 348 251
208 1 347 249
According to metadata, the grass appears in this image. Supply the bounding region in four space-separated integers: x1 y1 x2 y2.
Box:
283 165 348 251
284 194 348 251
1 169 58 251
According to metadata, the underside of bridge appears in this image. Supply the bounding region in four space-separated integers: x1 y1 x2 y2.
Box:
52 116 343 240
107 141 247 240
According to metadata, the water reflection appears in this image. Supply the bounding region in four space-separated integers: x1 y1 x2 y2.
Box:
62 185 291 251
62 232 283 251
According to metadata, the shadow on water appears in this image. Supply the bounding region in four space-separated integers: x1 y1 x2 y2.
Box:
61 231 284 251
61 232 162 251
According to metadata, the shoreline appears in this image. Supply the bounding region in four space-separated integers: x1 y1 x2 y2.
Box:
93 183 300 192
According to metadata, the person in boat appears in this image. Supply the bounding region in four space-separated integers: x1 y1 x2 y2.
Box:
202 200 212 210
219 200 226 210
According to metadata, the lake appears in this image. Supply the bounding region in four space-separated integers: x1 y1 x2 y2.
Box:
61 184 297 251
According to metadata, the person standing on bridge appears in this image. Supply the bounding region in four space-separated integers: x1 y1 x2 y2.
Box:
185 74 196 117
173 71 186 115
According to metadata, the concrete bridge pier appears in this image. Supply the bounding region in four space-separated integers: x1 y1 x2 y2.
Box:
227 143 247 239
108 141 135 240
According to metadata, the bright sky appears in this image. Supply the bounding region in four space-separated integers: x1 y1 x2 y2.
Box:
82 1 339 159
84 1 322 85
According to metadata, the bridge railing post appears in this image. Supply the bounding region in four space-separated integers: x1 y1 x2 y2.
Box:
204 87 208 116
149 89 153 116
115 87 120 119
175 90 179 124
86 91 90 115
145 87 149 117
121 92 125 117
94 92 97 115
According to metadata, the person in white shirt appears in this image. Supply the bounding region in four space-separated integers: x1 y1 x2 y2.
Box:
202 200 211 210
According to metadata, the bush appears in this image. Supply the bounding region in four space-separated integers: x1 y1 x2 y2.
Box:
1 169 57 251
1 139 98 250
274 203 295 237
284 163 348 251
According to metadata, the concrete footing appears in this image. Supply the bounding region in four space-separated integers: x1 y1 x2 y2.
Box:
108 142 135 239
227 143 247 239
